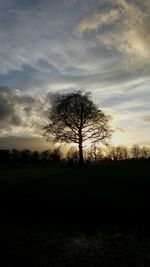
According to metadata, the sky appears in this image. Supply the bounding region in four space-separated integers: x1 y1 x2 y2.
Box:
0 0 150 151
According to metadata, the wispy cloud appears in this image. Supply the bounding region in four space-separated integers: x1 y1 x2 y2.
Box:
76 0 150 69
76 9 119 33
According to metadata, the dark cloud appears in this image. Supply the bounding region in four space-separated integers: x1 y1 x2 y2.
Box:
0 101 14 120
11 114 22 126
0 86 15 120
24 106 32 115
0 86 12 94
0 136 50 151
0 86 39 131
0 85 53 138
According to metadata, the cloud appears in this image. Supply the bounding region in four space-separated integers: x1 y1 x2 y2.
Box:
0 0 92 76
0 136 50 151
142 115 150 124
45 92 60 105
0 0 121 83
0 86 77 138
10 114 22 126
76 9 119 33
0 86 11 94
115 127 125 133
0 86 44 135
1 0 149 92
101 1 150 66
0 86 15 120
76 0 150 68
13 93 35 105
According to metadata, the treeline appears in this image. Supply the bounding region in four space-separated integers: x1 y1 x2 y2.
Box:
0 144 150 166
67 145 150 163
0 148 61 166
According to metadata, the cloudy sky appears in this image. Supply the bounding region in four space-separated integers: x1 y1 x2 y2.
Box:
0 0 150 150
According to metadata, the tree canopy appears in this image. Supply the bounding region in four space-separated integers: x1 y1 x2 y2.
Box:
43 91 112 165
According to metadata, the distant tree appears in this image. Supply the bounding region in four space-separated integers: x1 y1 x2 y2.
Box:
32 151 39 163
49 148 62 163
43 91 112 166
11 149 20 165
0 149 10 165
20 149 32 164
40 148 62 164
67 146 79 163
107 145 129 161
130 145 141 159
40 150 51 163
140 146 150 159
115 146 129 160
90 144 104 163
107 146 118 161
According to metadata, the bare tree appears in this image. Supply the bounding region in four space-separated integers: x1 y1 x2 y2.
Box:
43 91 112 165
130 145 141 159
107 145 129 161
67 146 79 163
141 146 150 159
90 144 104 163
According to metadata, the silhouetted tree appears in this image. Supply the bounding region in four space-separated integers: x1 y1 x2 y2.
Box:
67 146 79 164
11 149 20 165
131 145 141 159
0 149 10 165
91 144 104 163
40 150 51 163
40 148 61 164
43 91 112 166
107 145 129 161
141 146 150 159
84 148 93 163
20 149 32 164
32 151 39 163
49 148 62 163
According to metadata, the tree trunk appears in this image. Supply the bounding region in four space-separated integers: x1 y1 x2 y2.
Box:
78 129 84 166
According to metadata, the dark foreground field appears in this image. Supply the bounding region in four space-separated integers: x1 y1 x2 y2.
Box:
0 162 150 266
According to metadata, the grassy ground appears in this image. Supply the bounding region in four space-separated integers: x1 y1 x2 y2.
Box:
1 162 150 221
0 162 150 266
1 220 150 267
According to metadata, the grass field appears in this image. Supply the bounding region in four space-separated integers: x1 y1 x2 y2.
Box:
0 162 150 266
0 162 150 221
